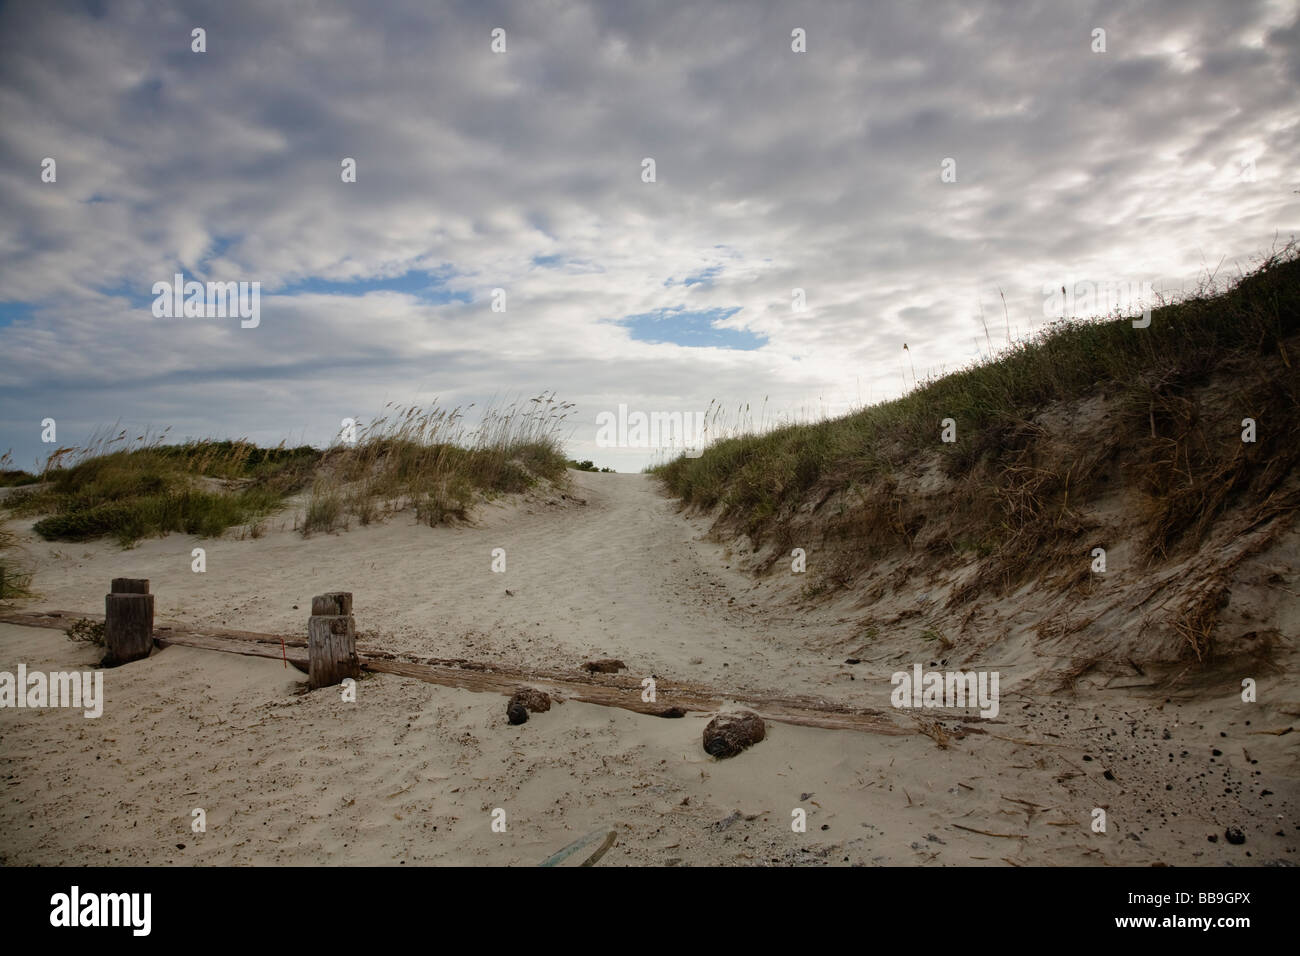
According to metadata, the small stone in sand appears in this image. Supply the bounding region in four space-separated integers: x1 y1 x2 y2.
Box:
582 659 627 674
510 686 551 713
703 710 766 758
506 701 528 725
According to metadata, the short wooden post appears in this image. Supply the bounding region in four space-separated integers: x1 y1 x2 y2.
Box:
308 591 359 689
104 578 154 666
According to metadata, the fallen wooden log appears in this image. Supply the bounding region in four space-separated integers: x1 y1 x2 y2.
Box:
0 608 914 737
308 591 360 689
0 610 308 647
0 609 312 671
155 631 311 673
361 658 911 735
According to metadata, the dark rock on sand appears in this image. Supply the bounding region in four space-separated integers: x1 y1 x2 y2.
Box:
510 686 551 713
583 659 627 674
506 701 528 725
703 710 766 758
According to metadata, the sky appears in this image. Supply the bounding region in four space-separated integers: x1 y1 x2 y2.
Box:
1 0 1297 472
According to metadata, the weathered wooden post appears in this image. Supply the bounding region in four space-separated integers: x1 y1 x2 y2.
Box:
104 577 154 666
308 591 359 689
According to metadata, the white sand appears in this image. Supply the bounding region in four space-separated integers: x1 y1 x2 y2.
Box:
1 471 1296 865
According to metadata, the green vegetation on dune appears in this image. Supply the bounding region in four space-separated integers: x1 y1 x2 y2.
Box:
0 528 33 599
654 248 1300 559
3 396 572 546
0 470 41 488
567 459 614 473
6 443 317 547
298 397 572 535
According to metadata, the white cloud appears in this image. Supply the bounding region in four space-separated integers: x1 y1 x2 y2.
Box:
1 0 1297 470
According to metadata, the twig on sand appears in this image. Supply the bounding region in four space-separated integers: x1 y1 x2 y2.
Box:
952 824 1027 839
1002 795 1048 811
986 732 1071 748
580 831 618 867
907 714 951 749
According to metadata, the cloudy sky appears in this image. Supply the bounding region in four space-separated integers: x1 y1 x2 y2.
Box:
1 0 1297 472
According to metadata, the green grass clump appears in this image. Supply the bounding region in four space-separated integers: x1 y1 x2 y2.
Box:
64 617 105 646
22 478 287 548
32 503 136 542
300 395 572 535
7 440 303 547
413 476 474 527
0 527 34 599
301 482 345 535
567 459 614 473
0 470 40 488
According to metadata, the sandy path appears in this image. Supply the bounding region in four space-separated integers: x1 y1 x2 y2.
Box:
14 471 856 702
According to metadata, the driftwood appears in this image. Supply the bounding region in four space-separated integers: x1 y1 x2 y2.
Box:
951 823 1028 839
0 609 311 672
311 592 352 616
580 831 617 866
363 657 910 735
162 631 311 671
103 580 153 667
582 659 627 674
539 828 618 867
308 593 360 690
0 609 918 737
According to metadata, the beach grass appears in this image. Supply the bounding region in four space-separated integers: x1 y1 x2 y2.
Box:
653 246 1300 560
3 395 572 546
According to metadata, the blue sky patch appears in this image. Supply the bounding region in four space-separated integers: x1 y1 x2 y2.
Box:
0 267 473 323
277 268 471 304
530 254 604 274
613 306 764 350
0 301 35 328
683 265 722 287
196 235 238 269
664 264 724 288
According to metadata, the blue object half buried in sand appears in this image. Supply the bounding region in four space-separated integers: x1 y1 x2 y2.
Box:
538 828 618 867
